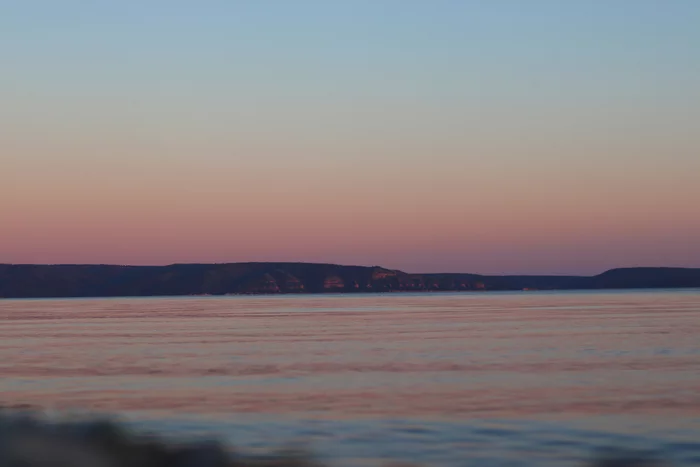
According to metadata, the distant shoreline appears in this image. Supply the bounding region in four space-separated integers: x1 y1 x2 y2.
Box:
1 262 699 300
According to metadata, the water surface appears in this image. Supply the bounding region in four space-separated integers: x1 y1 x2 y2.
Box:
1 290 699 466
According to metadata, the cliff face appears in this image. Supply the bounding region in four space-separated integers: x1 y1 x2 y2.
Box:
0 263 698 299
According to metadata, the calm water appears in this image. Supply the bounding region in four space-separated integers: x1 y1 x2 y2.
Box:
1 290 699 466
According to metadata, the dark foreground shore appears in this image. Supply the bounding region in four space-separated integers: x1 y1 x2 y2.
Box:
0 411 315 467
0 411 668 467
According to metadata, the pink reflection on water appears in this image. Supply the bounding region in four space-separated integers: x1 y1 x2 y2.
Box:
1 292 699 420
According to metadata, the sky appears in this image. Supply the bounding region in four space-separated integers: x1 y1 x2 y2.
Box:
2 1 699 275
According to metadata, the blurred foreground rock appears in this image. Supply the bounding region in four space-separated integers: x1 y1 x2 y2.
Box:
0 412 666 467
0 413 315 467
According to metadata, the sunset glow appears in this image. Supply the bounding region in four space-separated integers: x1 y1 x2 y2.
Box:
2 2 699 274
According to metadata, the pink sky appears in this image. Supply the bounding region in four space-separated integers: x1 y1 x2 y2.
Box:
4 141 698 274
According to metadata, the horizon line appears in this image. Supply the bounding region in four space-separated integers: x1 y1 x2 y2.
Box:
1 261 698 278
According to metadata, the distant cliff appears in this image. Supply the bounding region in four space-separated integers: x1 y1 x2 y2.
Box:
0 263 698 299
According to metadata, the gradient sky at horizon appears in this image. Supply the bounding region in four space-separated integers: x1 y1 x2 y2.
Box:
2 1 699 275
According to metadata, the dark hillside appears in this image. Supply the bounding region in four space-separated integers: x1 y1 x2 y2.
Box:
0 263 698 299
